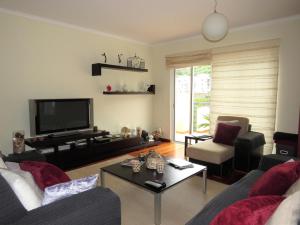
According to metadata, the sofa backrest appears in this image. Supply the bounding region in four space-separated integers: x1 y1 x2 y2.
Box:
0 174 26 224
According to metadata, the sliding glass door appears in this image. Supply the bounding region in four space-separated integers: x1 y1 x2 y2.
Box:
174 65 211 142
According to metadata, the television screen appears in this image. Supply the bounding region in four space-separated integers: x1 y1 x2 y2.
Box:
30 99 93 135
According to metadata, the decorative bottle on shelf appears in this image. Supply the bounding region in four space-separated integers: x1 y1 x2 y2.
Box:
127 56 133 67
132 54 140 68
139 58 145 69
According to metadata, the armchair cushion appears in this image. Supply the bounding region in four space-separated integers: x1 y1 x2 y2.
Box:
213 123 241 146
186 139 234 164
217 116 249 137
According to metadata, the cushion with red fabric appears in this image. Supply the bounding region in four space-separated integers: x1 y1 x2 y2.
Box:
213 123 241 146
249 161 300 197
210 195 284 225
20 161 70 190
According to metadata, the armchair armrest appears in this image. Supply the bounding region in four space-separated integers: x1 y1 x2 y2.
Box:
258 154 298 171
234 131 266 172
234 131 266 152
12 187 121 225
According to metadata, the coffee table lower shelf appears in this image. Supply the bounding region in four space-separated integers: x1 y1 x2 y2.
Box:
99 159 207 225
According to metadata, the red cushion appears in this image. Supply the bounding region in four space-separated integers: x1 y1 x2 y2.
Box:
249 161 300 197
213 123 241 146
20 161 70 190
210 195 284 225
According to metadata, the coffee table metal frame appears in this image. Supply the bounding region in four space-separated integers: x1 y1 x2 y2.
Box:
100 161 207 225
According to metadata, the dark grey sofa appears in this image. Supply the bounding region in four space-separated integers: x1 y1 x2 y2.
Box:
0 175 121 225
186 154 295 225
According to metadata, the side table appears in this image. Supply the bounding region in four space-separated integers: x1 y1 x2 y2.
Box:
4 150 46 163
184 135 213 155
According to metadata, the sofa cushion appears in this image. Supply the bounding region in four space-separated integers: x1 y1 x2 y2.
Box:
210 195 284 225
213 123 241 146
42 174 98 205
0 168 42 211
285 177 300 196
265 191 300 225
0 175 27 224
6 162 43 199
186 170 264 225
12 187 121 225
249 161 300 197
186 139 234 164
20 161 70 190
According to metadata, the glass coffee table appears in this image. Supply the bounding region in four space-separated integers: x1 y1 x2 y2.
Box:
100 158 207 225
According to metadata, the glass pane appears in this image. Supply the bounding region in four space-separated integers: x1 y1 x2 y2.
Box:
192 65 211 136
174 67 191 142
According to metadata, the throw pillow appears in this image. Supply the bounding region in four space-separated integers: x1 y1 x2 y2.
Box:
20 161 71 190
0 157 7 169
285 177 300 196
210 195 284 225
5 162 43 199
249 161 300 197
0 168 42 210
5 161 21 170
42 174 98 205
213 123 241 146
266 191 300 225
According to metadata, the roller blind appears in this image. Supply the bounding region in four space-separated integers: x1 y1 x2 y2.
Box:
166 50 211 68
209 40 279 154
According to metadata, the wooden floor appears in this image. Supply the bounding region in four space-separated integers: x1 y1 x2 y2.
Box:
129 141 185 158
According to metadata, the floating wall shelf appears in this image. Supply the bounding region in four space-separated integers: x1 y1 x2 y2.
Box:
103 91 154 95
92 63 148 76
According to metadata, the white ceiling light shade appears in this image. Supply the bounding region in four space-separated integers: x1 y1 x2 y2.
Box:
202 0 228 42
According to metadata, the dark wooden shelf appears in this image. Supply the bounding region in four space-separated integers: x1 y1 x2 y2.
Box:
92 63 148 76
103 91 154 95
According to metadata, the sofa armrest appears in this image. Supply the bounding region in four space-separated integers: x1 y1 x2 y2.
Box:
11 187 121 225
258 154 297 171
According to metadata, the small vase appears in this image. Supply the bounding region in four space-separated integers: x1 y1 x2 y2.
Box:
13 130 25 154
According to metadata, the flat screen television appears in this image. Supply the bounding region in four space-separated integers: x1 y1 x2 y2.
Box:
29 98 94 136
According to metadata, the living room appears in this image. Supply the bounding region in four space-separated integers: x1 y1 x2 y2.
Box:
0 0 300 225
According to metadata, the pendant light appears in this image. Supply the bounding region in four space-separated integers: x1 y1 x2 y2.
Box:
202 0 228 42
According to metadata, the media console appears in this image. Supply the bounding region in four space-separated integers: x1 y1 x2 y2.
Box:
25 130 161 170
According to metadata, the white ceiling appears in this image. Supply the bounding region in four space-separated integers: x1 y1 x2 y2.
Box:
0 0 300 44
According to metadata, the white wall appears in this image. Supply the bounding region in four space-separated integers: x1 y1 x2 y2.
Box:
151 16 300 140
0 11 153 154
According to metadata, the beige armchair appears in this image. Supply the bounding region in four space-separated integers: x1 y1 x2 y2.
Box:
186 116 250 176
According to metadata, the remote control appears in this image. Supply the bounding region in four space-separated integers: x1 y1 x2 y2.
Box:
145 180 166 189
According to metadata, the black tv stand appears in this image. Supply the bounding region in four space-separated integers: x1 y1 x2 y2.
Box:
47 131 81 138
25 130 161 170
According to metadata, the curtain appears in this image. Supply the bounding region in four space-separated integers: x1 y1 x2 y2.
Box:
166 50 211 68
209 40 280 154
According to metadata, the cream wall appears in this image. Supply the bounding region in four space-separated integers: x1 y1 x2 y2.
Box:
0 11 153 155
151 16 300 140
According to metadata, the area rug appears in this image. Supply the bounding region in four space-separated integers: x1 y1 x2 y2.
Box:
67 155 228 225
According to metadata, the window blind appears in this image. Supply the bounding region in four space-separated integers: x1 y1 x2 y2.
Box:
210 40 279 154
166 50 211 68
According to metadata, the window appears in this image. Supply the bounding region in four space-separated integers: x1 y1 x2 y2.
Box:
174 65 211 142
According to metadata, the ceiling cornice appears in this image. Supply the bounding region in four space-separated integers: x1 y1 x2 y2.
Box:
0 7 149 46
151 14 300 47
1 7 299 47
